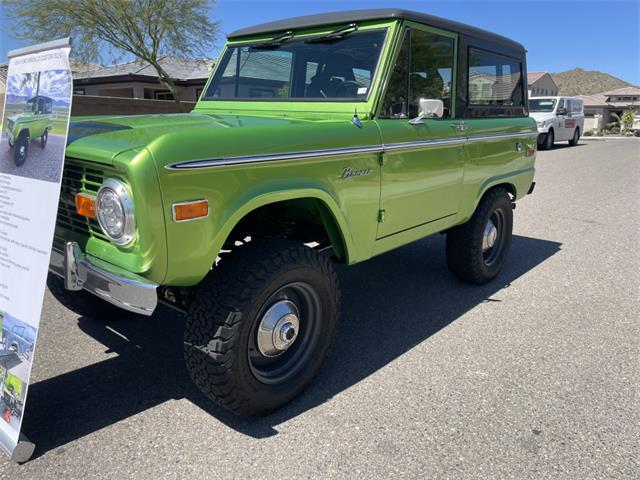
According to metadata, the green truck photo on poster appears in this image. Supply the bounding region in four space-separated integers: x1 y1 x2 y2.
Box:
5 93 55 166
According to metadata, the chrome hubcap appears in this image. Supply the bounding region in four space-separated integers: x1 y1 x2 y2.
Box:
19 146 25 156
256 300 300 357
482 220 498 252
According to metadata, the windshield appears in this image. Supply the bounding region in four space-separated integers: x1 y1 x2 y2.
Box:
529 98 557 112
24 99 36 113
203 29 387 101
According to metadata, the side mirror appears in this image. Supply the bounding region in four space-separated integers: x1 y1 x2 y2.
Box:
557 107 567 116
409 98 444 124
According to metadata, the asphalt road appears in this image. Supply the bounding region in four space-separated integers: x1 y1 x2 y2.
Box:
1 138 638 479
0 132 65 183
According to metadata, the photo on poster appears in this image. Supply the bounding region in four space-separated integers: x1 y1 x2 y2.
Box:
0 69 71 183
0 310 36 435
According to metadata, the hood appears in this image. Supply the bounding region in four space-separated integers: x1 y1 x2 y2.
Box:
64 113 309 164
529 111 556 122
8 113 28 124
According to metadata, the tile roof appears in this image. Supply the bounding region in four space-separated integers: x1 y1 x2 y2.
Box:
527 71 547 84
75 55 214 82
599 86 640 96
576 93 609 107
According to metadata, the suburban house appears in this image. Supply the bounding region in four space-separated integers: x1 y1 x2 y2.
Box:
73 56 214 102
577 86 640 132
527 71 559 97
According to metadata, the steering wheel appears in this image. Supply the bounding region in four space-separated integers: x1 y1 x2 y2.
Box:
331 80 362 98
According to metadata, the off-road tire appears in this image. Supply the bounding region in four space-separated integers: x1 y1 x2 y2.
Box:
183 240 340 416
41 128 48 148
568 127 580 146
543 128 554 150
445 188 513 284
46 274 120 319
14 132 28 166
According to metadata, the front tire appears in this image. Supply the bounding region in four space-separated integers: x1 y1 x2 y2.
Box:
445 188 513 284
568 127 580 146
14 132 28 166
41 128 48 148
184 240 340 416
543 129 554 150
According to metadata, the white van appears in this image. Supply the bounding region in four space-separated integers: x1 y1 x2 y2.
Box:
529 96 584 149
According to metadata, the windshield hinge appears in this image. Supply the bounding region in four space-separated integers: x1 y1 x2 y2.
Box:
305 23 358 44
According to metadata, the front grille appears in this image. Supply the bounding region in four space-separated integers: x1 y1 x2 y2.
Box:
56 159 110 241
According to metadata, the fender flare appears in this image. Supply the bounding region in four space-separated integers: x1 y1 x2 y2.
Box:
209 187 355 265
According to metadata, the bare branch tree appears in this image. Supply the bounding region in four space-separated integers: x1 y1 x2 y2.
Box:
3 0 218 111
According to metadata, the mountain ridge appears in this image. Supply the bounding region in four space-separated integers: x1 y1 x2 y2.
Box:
550 68 637 96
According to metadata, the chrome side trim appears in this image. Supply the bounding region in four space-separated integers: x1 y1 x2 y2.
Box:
165 131 537 170
383 137 466 151
166 145 383 170
466 131 538 142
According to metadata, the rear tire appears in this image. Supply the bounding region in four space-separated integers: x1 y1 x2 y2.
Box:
47 274 121 319
568 127 580 146
41 128 48 148
446 188 513 284
183 240 340 416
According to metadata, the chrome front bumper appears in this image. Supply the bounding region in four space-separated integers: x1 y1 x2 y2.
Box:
49 242 158 316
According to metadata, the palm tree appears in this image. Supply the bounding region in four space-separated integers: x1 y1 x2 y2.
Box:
607 108 636 134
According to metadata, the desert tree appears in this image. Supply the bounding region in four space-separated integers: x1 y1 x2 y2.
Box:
3 0 218 111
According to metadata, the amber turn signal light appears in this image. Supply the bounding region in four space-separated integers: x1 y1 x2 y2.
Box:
75 193 96 218
173 200 209 222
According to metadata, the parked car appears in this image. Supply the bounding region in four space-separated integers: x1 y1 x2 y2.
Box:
529 96 584 149
48 9 537 416
5 95 54 166
1 322 35 356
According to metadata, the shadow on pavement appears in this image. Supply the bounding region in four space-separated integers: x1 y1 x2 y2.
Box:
22 234 561 457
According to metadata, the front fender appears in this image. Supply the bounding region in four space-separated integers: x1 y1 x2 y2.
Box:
162 183 359 287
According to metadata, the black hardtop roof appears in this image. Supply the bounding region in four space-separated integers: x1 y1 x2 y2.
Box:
228 8 525 53
27 95 53 102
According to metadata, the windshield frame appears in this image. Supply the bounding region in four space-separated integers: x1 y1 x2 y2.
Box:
199 25 391 104
528 98 557 112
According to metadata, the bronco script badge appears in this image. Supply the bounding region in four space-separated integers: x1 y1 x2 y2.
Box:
340 166 371 180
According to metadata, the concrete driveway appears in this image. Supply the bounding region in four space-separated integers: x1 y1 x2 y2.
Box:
0 139 638 478
0 132 65 183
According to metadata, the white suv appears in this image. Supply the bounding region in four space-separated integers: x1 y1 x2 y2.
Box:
529 96 584 150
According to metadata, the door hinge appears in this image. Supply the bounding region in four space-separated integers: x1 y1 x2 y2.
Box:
378 152 385 166
378 209 386 223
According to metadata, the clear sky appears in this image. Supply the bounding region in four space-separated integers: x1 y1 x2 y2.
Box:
1 0 639 84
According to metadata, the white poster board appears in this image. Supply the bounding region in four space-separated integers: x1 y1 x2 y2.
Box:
0 38 72 462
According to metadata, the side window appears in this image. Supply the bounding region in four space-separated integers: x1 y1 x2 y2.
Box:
380 30 410 118
467 48 525 116
468 48 523 106
380 28 455 119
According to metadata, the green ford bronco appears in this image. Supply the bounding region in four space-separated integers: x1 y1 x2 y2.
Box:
6 95 54 166
48 9 537 416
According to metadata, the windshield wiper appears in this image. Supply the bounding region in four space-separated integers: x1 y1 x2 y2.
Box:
305 23 358 44
251 30 295 50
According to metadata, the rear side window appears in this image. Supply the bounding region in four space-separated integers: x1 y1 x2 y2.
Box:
466 47 525 116
570 99 583 114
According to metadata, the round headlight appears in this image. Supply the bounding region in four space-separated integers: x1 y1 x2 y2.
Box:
96 178 136 245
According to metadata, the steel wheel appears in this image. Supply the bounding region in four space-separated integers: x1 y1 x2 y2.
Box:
248 281 322 385
482 209 507 267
